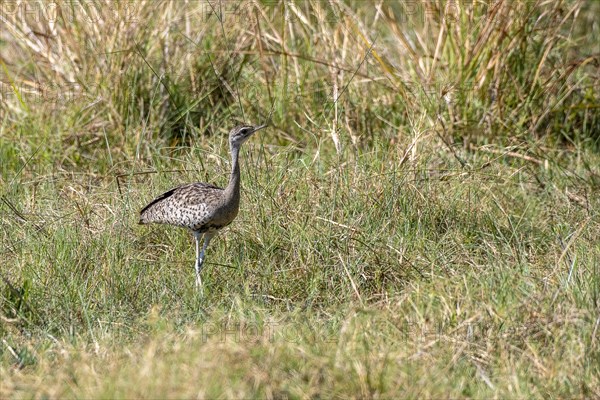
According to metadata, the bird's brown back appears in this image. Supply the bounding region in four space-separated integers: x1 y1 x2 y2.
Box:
139 182 229 231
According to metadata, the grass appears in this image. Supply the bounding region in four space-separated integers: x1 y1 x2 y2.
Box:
1 0 599 398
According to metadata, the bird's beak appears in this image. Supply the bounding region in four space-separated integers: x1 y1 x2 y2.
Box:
253 124 267 133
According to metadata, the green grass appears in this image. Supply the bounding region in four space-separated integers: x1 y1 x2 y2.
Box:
1 0 599 398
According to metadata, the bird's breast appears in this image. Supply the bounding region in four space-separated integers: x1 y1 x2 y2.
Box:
213 202 239 226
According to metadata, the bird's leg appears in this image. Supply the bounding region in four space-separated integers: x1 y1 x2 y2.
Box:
194 232 214 289
197 233 214 275
193 232 204 288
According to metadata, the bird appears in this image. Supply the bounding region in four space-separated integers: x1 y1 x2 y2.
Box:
139 123 267 288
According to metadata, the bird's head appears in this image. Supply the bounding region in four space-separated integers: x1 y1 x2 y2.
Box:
229 124 267 148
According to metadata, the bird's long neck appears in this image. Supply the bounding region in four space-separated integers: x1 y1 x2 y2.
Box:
224 144 241 206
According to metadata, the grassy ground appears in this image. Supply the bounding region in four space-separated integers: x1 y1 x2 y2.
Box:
1 0 599 398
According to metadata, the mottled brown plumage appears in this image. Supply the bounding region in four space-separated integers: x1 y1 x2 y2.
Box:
139 124 267 287
139 182 227 231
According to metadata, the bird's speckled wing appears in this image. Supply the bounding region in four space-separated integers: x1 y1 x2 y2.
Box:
139 182 224 230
